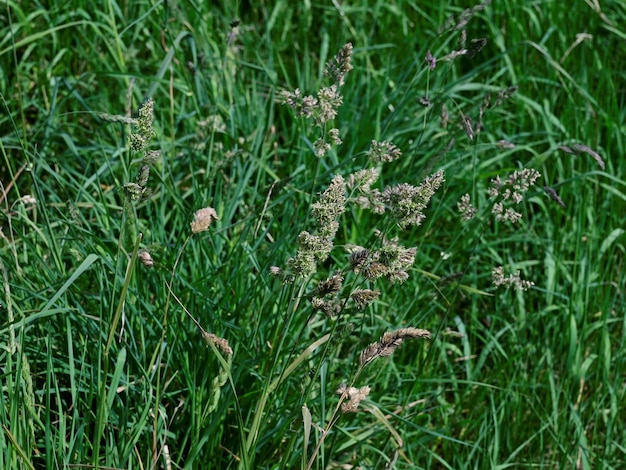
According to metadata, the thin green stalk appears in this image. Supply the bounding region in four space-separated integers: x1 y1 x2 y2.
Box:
95 233 142 468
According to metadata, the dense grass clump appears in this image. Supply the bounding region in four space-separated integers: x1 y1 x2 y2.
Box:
1 1 625 469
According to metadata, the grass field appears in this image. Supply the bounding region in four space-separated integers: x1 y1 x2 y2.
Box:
1 0 625 468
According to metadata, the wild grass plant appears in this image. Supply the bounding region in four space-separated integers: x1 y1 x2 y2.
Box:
1 0 625 469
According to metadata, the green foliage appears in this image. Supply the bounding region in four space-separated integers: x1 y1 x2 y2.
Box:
1 0 625 468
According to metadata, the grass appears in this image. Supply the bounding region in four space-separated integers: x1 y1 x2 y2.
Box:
1 0 625 468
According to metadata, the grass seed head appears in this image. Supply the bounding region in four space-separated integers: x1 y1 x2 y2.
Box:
191 207 219 234
138 250 154 268
458 193 477 221
425 50 437 70
337 384 370 413
324 42 354 86
202 331 233 356
317 273 344 296
492 266 534 291
360 328 431 366
366 140 402 163
350 289 380 309
570 143 605 170
544 186 566 208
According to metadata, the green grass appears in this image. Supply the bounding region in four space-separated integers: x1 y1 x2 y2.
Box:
1 0 625 468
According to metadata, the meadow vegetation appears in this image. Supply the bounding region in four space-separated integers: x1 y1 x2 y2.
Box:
1 0 625 468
